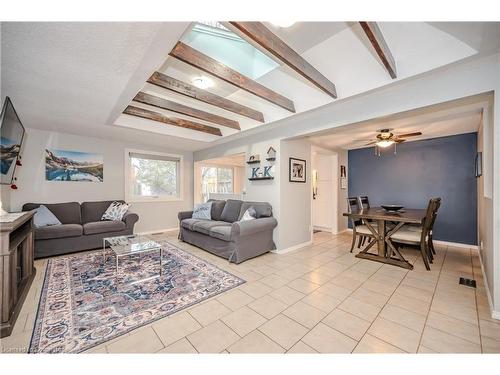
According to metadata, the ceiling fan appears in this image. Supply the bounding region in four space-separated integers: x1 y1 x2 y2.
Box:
358 128 422 155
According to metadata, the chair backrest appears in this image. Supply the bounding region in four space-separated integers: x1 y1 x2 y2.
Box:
347 197 359 213
420 198 441 243
347 197 362 227
358 196 370 210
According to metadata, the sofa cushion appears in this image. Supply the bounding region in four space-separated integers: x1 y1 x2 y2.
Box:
192 221 231 235
35 224 83 240
209 226 232 242
181 218 207 230
33 205 62 228
208 199 226 221
192 201 213 220
81 200 125 223
220 199 243 223
238 201 273 220
23 202 82 224
83 220 126 235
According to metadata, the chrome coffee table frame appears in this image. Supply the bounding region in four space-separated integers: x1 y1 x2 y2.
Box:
102 235 163 278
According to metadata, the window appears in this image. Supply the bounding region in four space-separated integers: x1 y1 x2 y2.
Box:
125 150 182 202
200 166 233 202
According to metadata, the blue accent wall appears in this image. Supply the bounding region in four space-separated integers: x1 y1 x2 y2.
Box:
348 133 477 245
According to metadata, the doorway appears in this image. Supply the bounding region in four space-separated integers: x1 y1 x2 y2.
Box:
311 148 338 234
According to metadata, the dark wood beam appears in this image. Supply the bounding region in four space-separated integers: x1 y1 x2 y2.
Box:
148 72 264 122
123 105 222 136
169 41 296 113
359 22 397 79
228 22 337 98
134 92 240 130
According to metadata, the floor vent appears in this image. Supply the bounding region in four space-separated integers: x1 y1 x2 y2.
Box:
150 232 165 236
459 277 477 288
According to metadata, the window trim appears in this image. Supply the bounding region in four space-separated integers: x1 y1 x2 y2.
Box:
124 148 184 203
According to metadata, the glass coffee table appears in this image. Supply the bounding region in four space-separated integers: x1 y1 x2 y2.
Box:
103 235 163 279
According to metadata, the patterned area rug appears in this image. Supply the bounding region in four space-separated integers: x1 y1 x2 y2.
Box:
29 240 245 353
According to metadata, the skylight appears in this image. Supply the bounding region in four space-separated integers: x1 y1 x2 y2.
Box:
181 22 280 80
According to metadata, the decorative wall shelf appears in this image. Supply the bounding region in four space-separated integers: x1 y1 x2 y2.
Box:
265 157 276 162
246 160 261 164
248 176 274 181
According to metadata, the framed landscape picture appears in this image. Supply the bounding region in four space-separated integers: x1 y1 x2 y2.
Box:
289 157 306 183
45 149 103 182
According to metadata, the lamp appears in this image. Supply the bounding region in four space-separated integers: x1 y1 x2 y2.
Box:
375 139 395 148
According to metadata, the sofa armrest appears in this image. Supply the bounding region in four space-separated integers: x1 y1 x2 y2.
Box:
123 212 139 229
178 211 193 221
231 217 278 238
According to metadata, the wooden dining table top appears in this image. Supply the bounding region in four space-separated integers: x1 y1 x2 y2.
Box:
343 207 427 224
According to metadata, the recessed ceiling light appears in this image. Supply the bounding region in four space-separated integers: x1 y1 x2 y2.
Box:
270 21 296 28
192 76 214 89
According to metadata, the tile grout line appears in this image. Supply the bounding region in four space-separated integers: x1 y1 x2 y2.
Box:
471 247 484 353
415 245 448 352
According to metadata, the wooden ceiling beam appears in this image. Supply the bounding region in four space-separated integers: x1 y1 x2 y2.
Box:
123 105 222 136
148 72 264 122
228 22 337 99
134 92 240 130
169 41 296 113
359 22 397 79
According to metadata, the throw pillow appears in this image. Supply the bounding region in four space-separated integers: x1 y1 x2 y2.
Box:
101 201 130 221
240 207 257 221
33 205 62 228
192 201 212 220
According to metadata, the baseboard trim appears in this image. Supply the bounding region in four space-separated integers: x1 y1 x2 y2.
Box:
136 227 178 235
313 225 332 232
344 228 478 250
477 247 500 320
273 240 313 255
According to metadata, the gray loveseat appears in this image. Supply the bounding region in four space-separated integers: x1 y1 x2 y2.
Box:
22 200 139 259
178 199 277 264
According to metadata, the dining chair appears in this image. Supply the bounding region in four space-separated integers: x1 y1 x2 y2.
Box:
347 197 373 253
406 198 441 260
389 198 440 270
357 196 370 210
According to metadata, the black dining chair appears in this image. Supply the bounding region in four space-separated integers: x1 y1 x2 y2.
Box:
347 197 373 253
389 198 441 270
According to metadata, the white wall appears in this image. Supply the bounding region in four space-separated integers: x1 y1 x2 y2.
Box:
8 128 193 233
279 139 312 250
0 24 9 213
478 107 495 309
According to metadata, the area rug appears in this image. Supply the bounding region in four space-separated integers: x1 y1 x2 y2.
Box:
29 240 245 353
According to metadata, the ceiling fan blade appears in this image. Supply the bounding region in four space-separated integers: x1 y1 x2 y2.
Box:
395 139 406 143
364 140 377 146
397 132 422 138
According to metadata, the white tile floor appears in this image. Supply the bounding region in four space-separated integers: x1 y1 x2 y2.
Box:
2 230 500 354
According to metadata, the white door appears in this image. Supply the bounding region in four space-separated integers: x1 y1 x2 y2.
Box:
312 153 337 231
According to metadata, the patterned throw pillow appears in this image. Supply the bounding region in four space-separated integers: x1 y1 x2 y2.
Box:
240 207 257 221
101 201 130 221
192 201 212 220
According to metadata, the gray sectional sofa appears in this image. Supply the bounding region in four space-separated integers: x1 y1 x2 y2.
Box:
178 199 277 263
22 201 139 258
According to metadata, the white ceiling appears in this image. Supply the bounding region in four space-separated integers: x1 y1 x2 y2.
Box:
2 22 498 151
307 95 490 150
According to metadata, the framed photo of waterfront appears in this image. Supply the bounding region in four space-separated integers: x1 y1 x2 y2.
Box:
45 149 103 182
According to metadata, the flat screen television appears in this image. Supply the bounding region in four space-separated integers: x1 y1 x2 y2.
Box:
0 97 25 185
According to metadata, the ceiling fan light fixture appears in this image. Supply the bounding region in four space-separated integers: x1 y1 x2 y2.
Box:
376 139 395 148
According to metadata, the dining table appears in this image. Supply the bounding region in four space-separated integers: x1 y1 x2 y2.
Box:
343 207 427 270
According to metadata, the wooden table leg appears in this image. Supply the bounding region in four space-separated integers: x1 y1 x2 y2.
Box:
377 220 386 257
